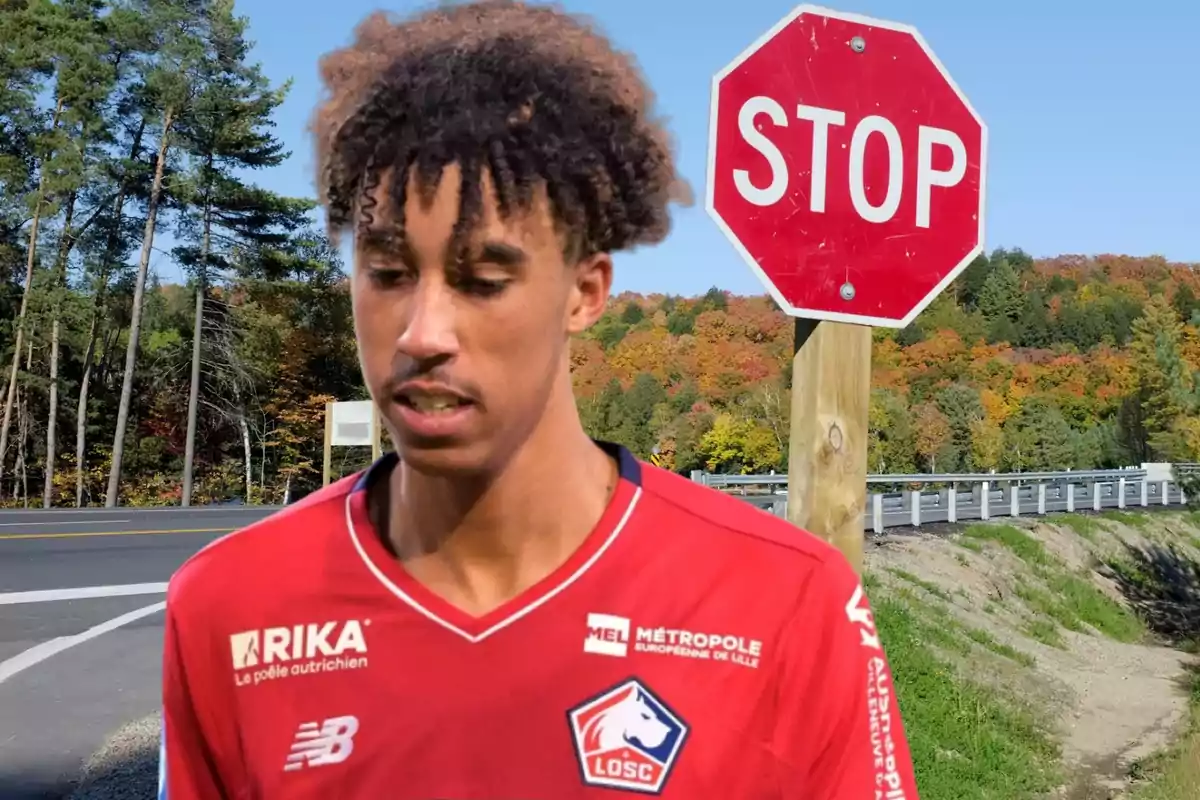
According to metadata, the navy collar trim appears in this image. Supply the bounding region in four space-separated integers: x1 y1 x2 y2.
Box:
352 439 641 493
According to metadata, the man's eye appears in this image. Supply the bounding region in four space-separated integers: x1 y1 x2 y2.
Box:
460 276 509 297
367 266 412 288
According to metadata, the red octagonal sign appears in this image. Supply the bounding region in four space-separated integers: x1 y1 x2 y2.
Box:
706 5 987 328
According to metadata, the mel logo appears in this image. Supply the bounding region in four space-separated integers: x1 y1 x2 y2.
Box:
584 613 631 658
568 678 688 794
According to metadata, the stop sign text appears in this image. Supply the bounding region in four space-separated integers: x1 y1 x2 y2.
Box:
735 99 967 230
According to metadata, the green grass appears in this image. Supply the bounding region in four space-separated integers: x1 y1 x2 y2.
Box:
887 567 952 601
1014 575 1145 644
963 523 1146 645
1057 513 1107 542
1041 570 1145 643
1023 618 1066 649
957 537 985 554
1102 510 1152 530
963 626 1037 667
962 524 1053 567
872 589 1062 799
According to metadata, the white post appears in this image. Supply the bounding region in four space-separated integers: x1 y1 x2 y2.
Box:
980 480 990 521
1162 481 1170 506
1067 483 1075 512
948 483 958 523
1118 476 1127 509
1009 483 1019 517
1141 479 1149 507
872 494 884 534
910 490 921 527
1092 482 1101 512
1037 483 1047 515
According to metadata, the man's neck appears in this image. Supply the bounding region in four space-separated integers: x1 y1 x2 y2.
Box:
381 402 619 617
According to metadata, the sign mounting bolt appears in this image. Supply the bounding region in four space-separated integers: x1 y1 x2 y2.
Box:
850 36 866 53
840 282 856 301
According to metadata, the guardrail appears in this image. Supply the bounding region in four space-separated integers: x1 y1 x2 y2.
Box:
691 466 1193 532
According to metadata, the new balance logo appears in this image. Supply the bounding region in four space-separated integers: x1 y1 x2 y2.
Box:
283 716 359 772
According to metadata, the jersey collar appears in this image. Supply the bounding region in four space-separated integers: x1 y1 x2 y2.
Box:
343 441 643 643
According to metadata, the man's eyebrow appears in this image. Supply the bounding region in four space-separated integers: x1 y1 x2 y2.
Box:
475 241 528 267
357 229 416 263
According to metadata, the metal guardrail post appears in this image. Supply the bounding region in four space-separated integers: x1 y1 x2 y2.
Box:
694 465 1185 533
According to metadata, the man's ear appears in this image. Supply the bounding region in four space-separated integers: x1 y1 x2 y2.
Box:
565 251 613 335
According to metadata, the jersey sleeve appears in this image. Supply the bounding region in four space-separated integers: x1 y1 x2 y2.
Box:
160 585 236 799
773 552 921 799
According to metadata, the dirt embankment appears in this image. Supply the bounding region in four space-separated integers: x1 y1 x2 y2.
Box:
866 509 1200 799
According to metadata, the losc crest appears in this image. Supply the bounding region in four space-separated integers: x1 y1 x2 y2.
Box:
568 678 688 794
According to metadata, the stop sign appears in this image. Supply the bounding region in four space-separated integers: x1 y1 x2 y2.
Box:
706 6 987 328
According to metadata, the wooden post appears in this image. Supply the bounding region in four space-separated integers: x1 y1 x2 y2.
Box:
323 400 333 487
371 405 382 462
787 319 871 574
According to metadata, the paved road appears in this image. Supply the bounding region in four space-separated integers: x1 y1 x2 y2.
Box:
0 506 272 799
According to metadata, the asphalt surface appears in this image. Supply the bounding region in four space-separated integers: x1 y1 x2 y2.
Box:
0 506 273 799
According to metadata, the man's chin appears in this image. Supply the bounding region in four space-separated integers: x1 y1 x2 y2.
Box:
391 437 498 479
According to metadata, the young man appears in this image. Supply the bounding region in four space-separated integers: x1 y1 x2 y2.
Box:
159 2 920 798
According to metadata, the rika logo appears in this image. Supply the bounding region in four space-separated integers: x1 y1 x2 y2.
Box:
230 620 369 688
568 678 688 794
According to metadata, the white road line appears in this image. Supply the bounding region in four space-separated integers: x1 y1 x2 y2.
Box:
0 600 166 685
0 518 130 527
0 583 169 605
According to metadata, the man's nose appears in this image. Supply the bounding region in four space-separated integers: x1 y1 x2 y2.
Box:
396 282 460 361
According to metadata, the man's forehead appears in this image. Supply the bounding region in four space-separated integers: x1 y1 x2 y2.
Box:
354 162 560 254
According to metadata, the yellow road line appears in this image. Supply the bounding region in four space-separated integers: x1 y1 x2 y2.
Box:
0 527 233 541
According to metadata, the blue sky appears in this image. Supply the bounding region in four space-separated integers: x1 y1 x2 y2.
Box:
194 0 1199 297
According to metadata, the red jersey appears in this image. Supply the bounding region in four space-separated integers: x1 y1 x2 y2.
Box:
159 443 919 799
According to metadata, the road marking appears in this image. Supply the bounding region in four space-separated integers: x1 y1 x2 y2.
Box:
0 518 130 527
0 583 169 605
0 527 231 541
0 600 166 685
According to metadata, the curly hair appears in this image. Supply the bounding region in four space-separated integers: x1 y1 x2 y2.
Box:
310 0 691 263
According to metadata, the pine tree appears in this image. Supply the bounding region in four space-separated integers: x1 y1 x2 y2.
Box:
105 0 210 507
1126 295 1195 460
171 0 313 505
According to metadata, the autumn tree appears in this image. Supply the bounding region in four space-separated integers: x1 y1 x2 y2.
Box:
867 389 916 474
913 402 951 473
